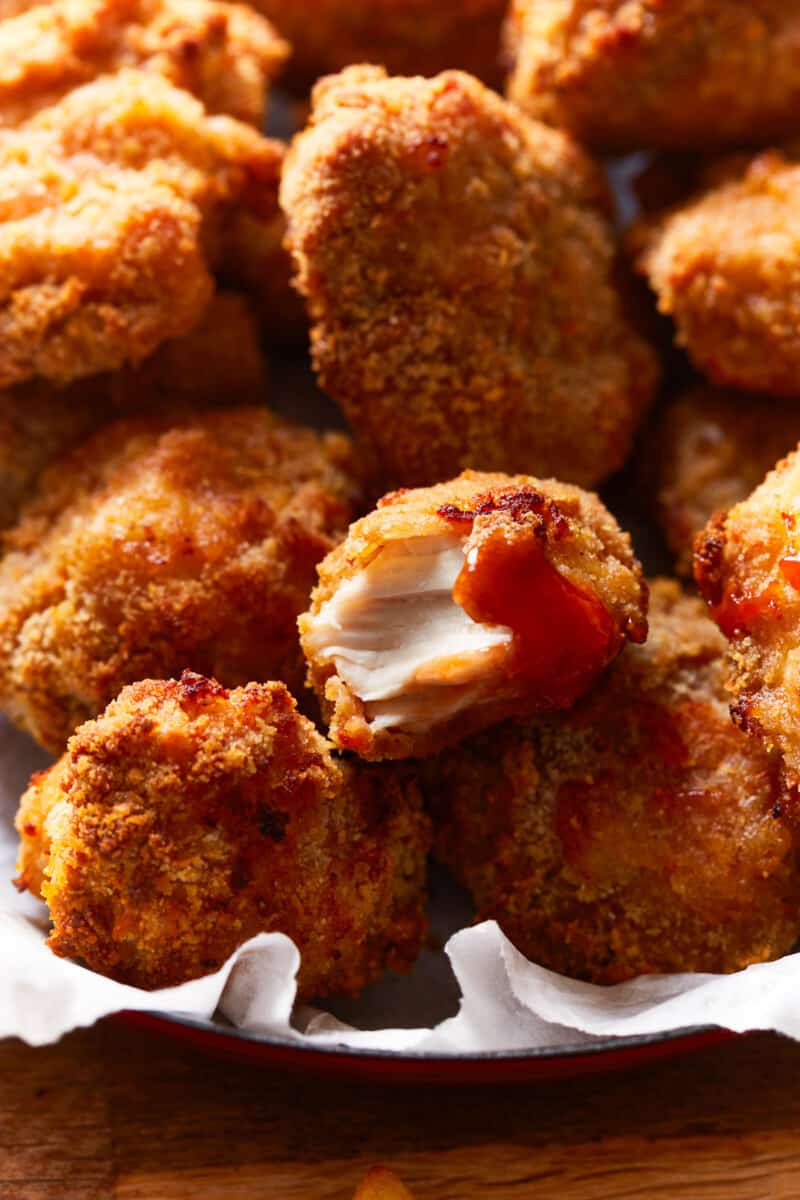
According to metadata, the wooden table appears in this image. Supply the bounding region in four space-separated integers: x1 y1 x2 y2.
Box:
1 1022 798 1198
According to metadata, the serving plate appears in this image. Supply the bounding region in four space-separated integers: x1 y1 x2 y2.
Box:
120 1012 735 1084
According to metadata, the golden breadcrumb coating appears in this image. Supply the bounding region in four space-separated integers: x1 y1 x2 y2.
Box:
0 69 283 389
645 386 800 576
281 66 659 490
0 407 363 753
301 470 647 761
0 292 268 530
426 580 800 982
253 0 506 90
694 446 800 792
0 0 288 128
354 1168 414 1200
15 673 430 995
635 149 800 397
505 0 800 153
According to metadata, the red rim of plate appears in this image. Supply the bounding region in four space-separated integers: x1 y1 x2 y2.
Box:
118 1011 737 1084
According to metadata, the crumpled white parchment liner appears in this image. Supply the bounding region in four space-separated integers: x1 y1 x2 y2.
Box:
3 715 800 1051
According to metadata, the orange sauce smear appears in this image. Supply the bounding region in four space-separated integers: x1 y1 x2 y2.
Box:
712 580 782 637
452 528 618 707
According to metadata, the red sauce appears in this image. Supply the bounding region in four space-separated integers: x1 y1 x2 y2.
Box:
780 555 800 591
712 581 782 637
452 528 618 707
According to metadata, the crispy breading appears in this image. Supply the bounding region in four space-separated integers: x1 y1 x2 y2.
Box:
15 673 430 995
644 386 800 575
301 470 647 761
282 67 658 490
253 0 506 90
505 0 800 153
694 446 800 791
635 149 800 397
0 407 363 753
0 69 283 388
0 0 288 128
0 292 268 530
425 580 800 982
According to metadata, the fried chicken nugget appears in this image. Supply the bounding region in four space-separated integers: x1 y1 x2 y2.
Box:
301 471 647 761
634 149 800 397
281 66 659 491
0 407 363 753
15 672 430 995
0 69 283 388
253 0 506 90
425 580 800 982
0 292 267 530
0 0 288 128
645 386 800 576
505 1 800 153
694 446 800 792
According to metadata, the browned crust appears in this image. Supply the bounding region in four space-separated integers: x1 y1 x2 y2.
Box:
282 66 659 490
425 579 800 982
506 0 800 153
16 673 430 996
0 69 283 388
0 0 289 128
0 407 364 753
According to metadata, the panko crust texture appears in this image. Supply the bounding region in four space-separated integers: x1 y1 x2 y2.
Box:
694 447 800 791
253 0 506 90
425 580 800 983
0 407 363 753
301 470 648 761
282 66 659 490
15 674 430 996
645 386 800 576
635 149 800 397
0 68 283 388
0 292 268 530
0 0 289 128
505 0 800 153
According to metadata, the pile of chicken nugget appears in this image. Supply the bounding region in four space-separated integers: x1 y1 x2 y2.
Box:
5 0 800 1006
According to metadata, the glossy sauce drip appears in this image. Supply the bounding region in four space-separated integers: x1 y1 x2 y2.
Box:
712 581 782 637
452 528 618 706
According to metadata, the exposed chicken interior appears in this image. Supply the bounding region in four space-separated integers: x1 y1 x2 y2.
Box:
302 533 512 733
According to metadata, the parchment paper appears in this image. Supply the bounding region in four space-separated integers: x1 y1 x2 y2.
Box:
4 715 800 1052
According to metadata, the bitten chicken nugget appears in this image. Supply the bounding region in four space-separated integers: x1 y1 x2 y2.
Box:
0 0 288 128
635 149 800 397
505 1 800 153
645 386 800 576
694 446 800 791
281 66 659 491
300 471 647 761
425 580 800 982
0 407 363 753
254 0 506 90
15 673 430 995
0 69 283 389
0 292 267 530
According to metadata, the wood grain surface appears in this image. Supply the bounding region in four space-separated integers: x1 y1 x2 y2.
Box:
2 1022 799 1198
